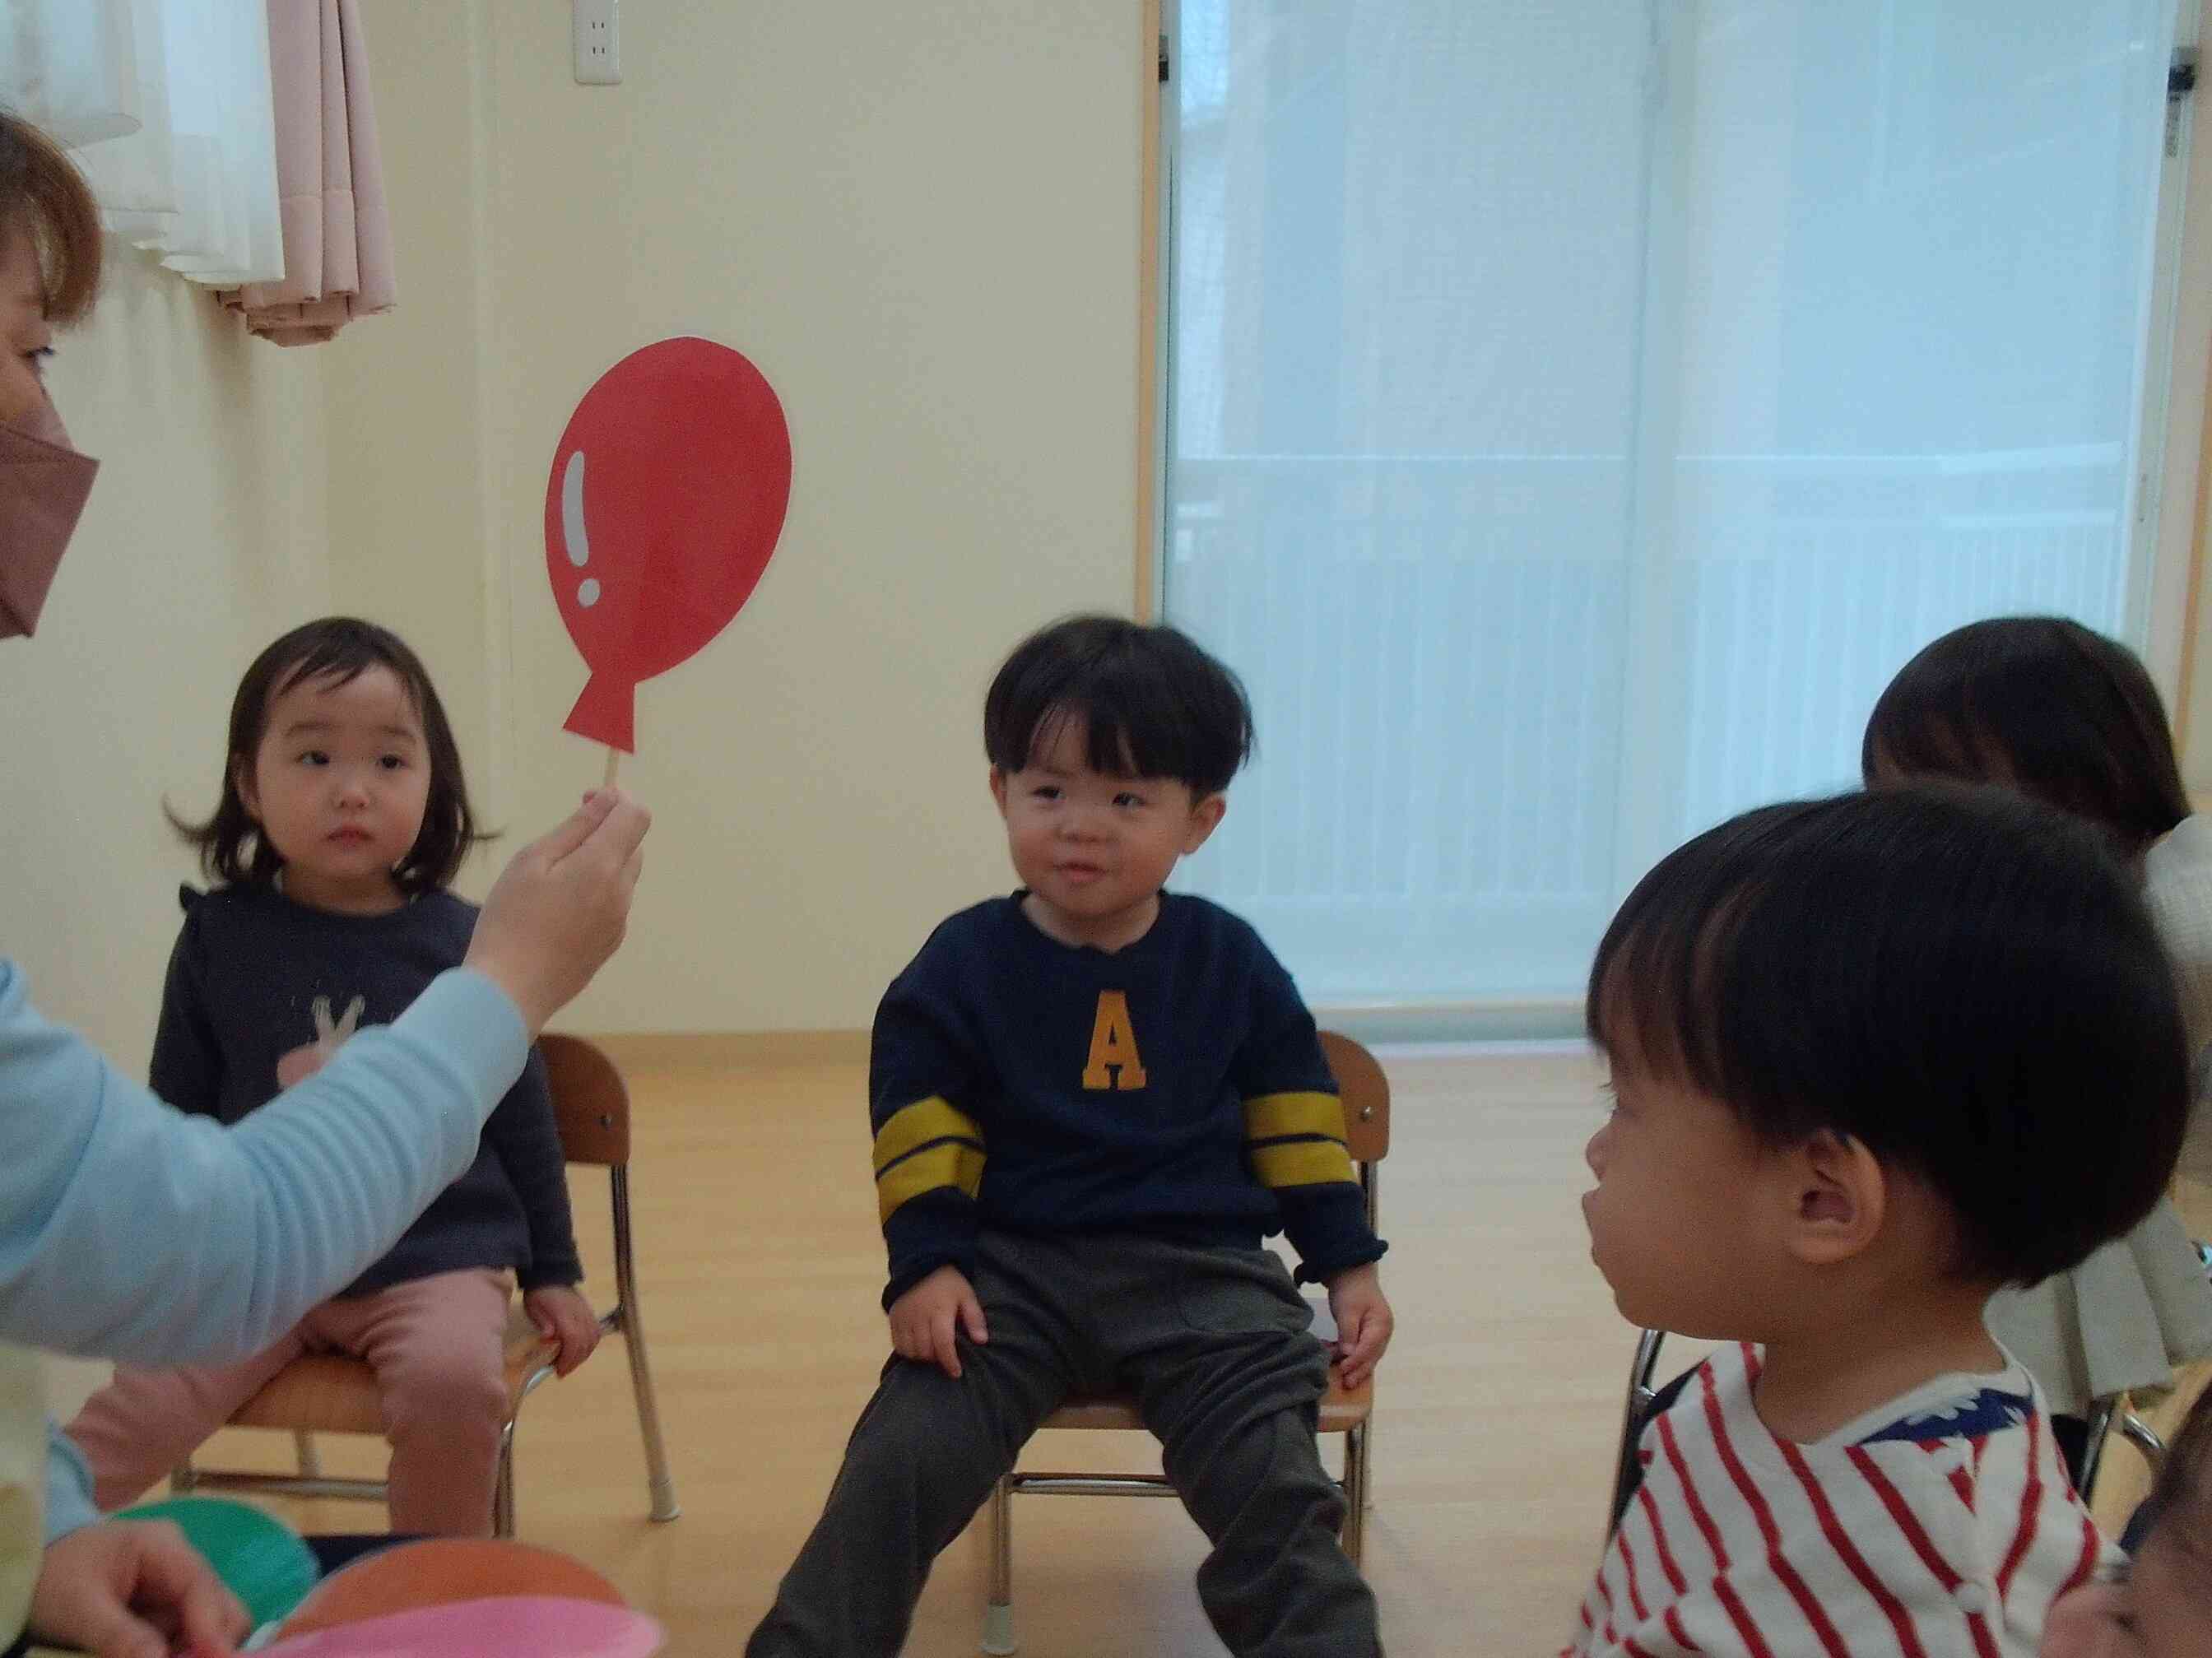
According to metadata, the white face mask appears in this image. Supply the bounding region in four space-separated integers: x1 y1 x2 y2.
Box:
0 392 97 639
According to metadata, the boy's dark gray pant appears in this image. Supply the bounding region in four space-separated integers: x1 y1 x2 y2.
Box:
746 1230 1378 1656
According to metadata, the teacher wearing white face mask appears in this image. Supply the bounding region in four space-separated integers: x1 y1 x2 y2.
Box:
0 111 652 1658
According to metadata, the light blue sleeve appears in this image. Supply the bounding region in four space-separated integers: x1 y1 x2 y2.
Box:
42 1420 94 1544
0 957 528 1364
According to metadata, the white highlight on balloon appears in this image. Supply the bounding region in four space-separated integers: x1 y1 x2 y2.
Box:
579 578 602 606
560 450 591 568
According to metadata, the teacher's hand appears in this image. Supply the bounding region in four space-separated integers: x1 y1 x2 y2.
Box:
466 787 650 1035
29 1519 249 1658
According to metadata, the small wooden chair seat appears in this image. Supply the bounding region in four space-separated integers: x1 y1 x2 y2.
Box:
228 1306 557 1437
1037 1372 1373 1435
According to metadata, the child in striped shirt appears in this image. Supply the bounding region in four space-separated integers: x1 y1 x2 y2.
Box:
1568 787 2192 1658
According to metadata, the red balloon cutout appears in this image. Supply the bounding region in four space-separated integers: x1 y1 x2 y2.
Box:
545 337 792 752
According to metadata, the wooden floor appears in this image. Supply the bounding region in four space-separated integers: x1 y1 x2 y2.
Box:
184 1046 1692 1654
129 1041 2205 1655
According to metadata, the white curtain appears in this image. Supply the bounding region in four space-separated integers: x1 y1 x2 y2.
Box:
2 0 283 286
1163 0 2183 1016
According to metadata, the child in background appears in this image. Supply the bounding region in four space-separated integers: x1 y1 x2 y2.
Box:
1865 617 2212 1441
2042 1380 2212 1657
749 615 1391 1658
65 618 601 1536
1572 787 2188 1656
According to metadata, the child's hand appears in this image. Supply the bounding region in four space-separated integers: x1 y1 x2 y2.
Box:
524 1284 602 1377
888 1266 988 1378
1325 1262 1392 1391
30 1517 250 1658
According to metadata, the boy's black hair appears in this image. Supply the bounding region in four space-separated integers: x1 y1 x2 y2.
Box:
171 617 486 895
1587 785 2187 1289
983 615 1253 796
1864 616 2190 856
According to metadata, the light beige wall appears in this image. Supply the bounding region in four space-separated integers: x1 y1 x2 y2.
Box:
327 2 1150 1033
0 253 330 1071
322 1 504 878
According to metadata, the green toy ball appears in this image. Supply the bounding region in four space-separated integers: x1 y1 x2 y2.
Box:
115 1496 319 1628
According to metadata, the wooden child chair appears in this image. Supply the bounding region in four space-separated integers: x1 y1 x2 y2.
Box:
978 1029 1390 1656
172 1033 680 1535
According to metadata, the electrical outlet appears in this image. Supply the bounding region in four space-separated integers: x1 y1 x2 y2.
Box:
574 0 620 86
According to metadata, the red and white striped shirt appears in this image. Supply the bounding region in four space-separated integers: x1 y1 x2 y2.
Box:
1566 1342 2118 1657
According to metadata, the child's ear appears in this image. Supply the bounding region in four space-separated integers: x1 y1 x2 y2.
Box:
234 756 261 823
1781 1130 1887 1266
988 766 1010 818
1182 792 1228 854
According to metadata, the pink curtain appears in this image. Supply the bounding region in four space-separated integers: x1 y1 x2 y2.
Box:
216 0 395 346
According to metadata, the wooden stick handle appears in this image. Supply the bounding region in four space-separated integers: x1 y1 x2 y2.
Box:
602 747 622 790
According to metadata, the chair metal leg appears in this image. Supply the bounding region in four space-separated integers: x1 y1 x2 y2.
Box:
2075 1398 2120 1502
981 1473 1016 1656
1608 1329 1669 1537
1340 1423 1369 1566
1361 1417 1376 1510
494 1423 518 1539
293 1431 323 1480
619 1312 679 1521
614 1168 680 1521
2121 1412 2168 1471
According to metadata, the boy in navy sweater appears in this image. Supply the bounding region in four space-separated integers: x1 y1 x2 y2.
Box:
749 617 1391 1658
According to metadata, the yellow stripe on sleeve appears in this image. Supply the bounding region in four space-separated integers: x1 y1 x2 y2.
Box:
876 1140 987 1225
1243 1089 1349 1145
872 1096 984 1175
1248 1138 1357 1191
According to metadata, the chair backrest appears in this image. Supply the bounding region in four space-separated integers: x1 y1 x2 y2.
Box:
1317 1030 1390 1165
537 1033 630 1168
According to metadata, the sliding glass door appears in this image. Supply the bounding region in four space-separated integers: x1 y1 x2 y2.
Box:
1161 0 2194 1016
